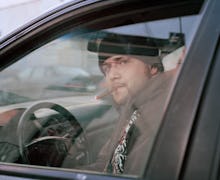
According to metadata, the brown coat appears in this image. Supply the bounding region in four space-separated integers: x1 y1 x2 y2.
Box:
83 69 177 175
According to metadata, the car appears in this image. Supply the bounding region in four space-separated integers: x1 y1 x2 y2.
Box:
0 0 219 179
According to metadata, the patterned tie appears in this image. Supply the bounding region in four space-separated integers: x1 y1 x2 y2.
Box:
108 109 140 174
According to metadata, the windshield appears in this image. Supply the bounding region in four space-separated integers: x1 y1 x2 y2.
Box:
0 14 201 177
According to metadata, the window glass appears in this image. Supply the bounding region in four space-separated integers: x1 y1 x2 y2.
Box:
0 14 200 177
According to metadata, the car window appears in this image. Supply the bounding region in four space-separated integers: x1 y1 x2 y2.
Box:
0 14 202 177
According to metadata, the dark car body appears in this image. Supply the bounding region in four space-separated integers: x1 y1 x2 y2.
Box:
0 0 220 180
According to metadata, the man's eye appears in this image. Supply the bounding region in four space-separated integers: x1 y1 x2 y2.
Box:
102 64 110 73
119 59 128 65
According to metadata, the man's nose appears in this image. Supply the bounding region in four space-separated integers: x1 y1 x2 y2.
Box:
108 64 121 80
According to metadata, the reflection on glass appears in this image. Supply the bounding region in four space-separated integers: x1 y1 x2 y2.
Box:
0 15 199 177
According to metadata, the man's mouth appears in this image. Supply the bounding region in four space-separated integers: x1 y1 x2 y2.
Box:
95 83 125 99
112 83 125 90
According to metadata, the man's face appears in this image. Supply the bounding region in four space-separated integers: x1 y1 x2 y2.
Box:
101 55 152 105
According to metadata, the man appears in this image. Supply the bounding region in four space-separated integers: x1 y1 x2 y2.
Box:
78 33 184 175
96 33 164 106
100 55 162 105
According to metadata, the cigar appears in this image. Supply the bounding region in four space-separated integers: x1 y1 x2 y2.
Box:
95 89 112 100
95 84 125 100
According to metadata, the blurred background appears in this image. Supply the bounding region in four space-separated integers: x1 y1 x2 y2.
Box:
0 0 72 38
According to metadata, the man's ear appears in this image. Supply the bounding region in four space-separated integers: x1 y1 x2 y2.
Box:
150 66 158 76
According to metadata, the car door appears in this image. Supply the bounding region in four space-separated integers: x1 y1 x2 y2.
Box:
146 0 220 180
0 0 214 180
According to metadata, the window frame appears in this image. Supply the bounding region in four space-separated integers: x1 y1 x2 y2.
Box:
0 0 207 179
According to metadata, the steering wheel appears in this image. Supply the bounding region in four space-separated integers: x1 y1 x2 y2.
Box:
17 102 90 167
